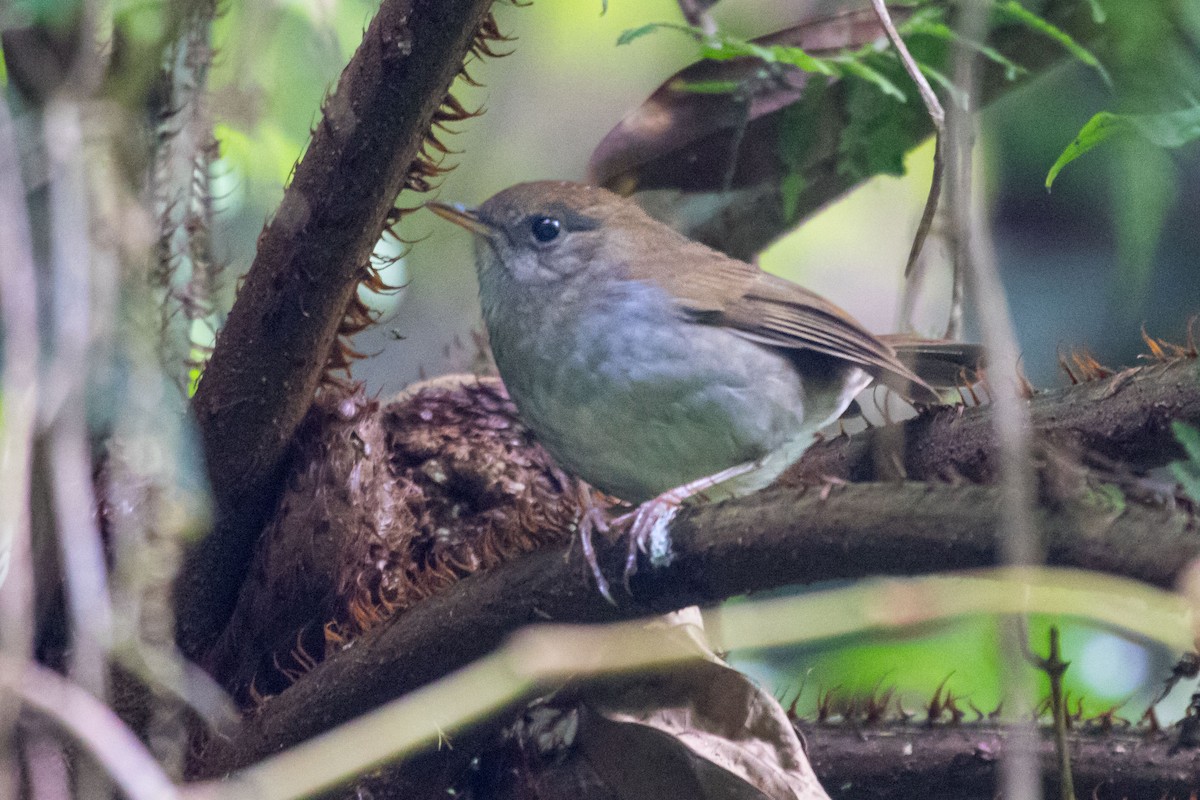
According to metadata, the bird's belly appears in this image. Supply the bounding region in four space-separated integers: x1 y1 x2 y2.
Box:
494 310 813 503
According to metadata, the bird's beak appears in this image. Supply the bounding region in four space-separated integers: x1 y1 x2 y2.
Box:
426 201 493 236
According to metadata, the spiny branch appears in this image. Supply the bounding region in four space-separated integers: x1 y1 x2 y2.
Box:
180 0 506 663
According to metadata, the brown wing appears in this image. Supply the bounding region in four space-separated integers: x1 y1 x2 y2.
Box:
878 335 986 388
646 242 940 402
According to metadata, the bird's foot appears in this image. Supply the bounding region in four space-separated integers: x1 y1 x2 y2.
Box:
615 461 761 590
573 481 617 604
575 462 762 601
613 496 682 592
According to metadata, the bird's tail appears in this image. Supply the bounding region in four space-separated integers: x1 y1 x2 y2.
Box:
879 334 986 392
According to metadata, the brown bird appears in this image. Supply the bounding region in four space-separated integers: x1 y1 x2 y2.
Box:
430 181 977 599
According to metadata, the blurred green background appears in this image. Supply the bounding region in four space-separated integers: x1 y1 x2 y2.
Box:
194 0 1200 721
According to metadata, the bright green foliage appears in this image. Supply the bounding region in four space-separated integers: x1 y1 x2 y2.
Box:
1046 105 1200 188
619 23 835 76
1170 421 1200 503
993 0 1111 86
901 15 1027 82
619 1 1109 227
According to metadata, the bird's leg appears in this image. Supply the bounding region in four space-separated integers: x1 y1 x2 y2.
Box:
573 479 615 604
615 461 761 589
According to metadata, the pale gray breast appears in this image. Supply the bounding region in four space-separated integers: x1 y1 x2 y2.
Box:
480 273 816 502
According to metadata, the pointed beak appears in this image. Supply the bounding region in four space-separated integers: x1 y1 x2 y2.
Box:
426 201 493 236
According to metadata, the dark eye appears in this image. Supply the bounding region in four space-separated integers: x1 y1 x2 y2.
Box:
530 216 561 243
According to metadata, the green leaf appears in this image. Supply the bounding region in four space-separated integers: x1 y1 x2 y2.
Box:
994 0 1111 86
1170 463 1200 504
670 79 742 94
1045 105 1200 188
837 57 925 181
616 23 669 46
1173 421 1200 465
617 22 699 47
779 172 806 222
698 37 765 62
903 19 1027 81
768 44 836 76
1085 0 1106 23
831 56 906 101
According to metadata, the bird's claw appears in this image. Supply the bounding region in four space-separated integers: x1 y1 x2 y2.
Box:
614 497 681 593
576 498 616 604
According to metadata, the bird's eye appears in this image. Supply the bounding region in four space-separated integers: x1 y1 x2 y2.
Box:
530 216 561 243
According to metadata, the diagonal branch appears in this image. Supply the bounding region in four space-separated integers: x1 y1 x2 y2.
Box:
193 355 1200 779
178 0 498 660
198 475 1200 778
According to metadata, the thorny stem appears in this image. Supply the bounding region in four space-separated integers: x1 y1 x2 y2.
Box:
1020 627 1077 800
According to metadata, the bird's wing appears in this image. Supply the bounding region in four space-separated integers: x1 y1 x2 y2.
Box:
649 244 940 402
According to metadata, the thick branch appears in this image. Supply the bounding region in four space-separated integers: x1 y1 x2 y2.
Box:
438 722 1200 800
800 723 1200 800
196 358 1200 777
199 472 1198 777
788 358 1200 483
178 0 494 659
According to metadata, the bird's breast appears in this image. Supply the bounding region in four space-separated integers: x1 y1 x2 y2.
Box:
481 277 831 502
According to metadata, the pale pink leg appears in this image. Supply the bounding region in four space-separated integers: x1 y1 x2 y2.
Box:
616 461 760 588
575 485 615 604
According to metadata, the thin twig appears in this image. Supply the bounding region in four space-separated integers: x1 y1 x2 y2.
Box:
0 95 41 800
867 0 946 278
3 659 180 800
869 0 945 130
949 1 1041 798
43 97 116 709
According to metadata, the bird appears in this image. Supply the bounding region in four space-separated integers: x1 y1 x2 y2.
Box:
429 181 978 599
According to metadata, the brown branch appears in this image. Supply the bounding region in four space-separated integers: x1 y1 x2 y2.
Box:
590 1 1104 259
800 723 1200 800
193 356 1200 780
786 358 1200 484
198 479 1199 779
178 0 496 660
415 720 1200 800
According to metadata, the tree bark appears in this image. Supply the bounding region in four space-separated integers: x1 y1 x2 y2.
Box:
178 0 496 661
196 355 1200 776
